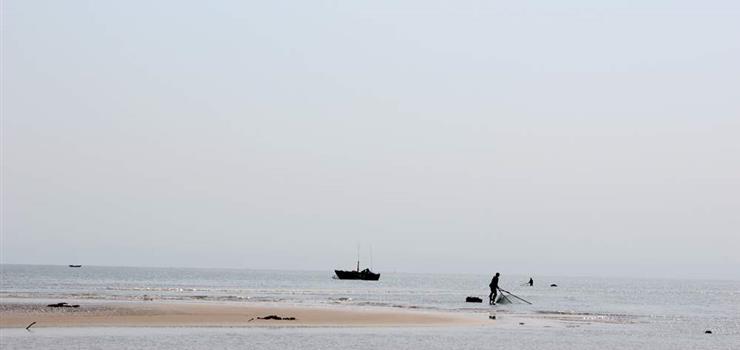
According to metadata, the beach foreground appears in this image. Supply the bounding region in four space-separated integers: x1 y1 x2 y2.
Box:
0 300 485 328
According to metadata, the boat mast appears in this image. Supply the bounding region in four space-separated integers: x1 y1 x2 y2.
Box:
356 244 360 272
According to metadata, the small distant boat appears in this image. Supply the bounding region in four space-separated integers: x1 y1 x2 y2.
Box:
68 265 82 268
334 267 380 281
334 248 380 281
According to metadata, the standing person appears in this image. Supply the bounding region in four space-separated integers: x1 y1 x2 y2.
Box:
489 273 500 305
528 277 534 287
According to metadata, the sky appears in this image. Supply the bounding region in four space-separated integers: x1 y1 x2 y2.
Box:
2 0 739 280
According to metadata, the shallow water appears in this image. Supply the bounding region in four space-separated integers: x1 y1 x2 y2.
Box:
1 264 739 349
1 326 736 350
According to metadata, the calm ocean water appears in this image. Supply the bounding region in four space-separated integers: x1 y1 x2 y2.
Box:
1 264 738 349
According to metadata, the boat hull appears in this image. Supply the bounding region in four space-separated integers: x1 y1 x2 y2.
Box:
334 270 380 281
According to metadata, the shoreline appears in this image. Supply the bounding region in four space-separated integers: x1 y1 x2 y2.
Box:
0 299 489 328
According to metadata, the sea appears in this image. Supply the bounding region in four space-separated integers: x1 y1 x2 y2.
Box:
1 264 738 349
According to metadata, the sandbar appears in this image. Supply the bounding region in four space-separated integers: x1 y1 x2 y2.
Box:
0 299 486 328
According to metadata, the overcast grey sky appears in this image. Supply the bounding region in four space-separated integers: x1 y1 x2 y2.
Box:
2 0 738 279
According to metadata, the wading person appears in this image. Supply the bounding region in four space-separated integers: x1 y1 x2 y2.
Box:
489 272 500 305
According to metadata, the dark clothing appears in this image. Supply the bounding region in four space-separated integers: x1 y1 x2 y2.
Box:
489 275 499 304
489 276 499 290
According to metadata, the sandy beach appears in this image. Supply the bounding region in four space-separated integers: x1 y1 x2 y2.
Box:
0 300 485 328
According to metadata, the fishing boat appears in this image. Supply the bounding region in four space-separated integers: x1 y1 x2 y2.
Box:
68 265 82 268
334 248 380 281
334 264 380 281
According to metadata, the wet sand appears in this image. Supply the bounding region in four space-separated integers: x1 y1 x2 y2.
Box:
0 300 486 328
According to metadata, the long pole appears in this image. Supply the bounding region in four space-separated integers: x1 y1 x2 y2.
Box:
498 287 532 305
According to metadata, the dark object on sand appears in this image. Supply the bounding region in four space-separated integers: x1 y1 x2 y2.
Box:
26 322 37 330
550 284 558 287
69 265 82 268
466 296 483 303
705 330 712 334
47 302 80 308
257 315 296 321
